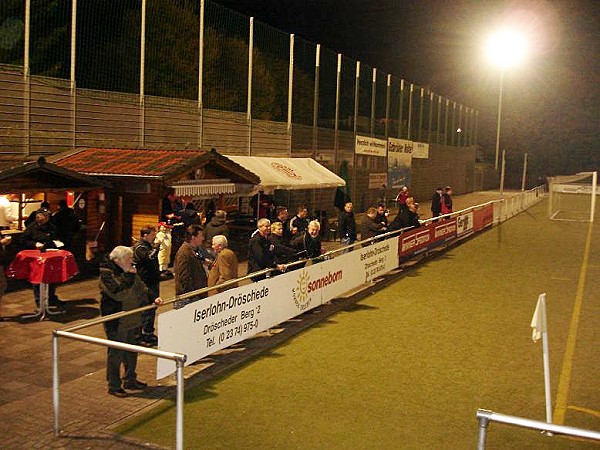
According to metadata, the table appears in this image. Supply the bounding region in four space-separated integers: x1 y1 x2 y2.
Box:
6 249 79 320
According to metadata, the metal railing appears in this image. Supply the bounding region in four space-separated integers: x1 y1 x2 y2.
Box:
476 409 600 449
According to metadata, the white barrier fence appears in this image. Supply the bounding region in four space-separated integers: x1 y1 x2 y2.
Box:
476 409 600 449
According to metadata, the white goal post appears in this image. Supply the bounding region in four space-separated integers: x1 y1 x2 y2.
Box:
548 171 597 222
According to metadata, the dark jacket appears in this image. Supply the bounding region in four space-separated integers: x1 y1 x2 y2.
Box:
174 242 208 298
431 192 443 216
338 210 357 241
52 207 80 248
133 239 161 287
204 216 228 245
22 221 58 250
291 232 322 259
360 216 385 241
270 234 298 264
99 256 148 331
247 232 277 280
389 208 420 231
289 215 308 234
181 208 201 229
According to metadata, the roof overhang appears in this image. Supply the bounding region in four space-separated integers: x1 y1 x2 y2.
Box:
0 156 112 192
224 155 345 194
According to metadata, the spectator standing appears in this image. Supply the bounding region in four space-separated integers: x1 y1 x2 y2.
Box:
247 218 285 282
181 202 201 229
390 202 421 231
52 199 81 250
269 222 298 265
395 186 411 212
275 206 292 242
22 208 63 307
360 207 387 242
204 210 228 246
207 235 238 295
133 226 161 346
338 202 357 250
100 245 162 397
155 222 172 272
0 194 17 230
431 187 443 219
174 224 207 309
161 189 184 224
289 205 309 236
441 186 453 216
292 220 323 260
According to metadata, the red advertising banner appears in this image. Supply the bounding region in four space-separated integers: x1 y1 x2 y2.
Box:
473 204 494 231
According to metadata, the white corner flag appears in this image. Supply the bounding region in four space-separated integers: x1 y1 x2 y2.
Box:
531 293 547 342
530 293 553 425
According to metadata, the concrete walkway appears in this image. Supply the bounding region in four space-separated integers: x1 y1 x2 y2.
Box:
0 191 506 449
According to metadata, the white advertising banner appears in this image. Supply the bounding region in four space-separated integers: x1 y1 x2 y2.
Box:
355 135 387 157
368 173 388 190
412 142 430 159
456 212 474 237
387 137 413 189
157 238 398 379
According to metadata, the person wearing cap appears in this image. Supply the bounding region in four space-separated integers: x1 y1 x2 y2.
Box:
133 226 160 346
22 208 64 307
431 187 443 219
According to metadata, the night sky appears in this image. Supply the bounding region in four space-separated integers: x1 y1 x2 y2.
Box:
216 0 599 176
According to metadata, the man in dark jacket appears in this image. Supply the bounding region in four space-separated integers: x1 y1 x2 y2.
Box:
289 205 309 237
247 218 285 281
133 226 161 346
100 245 162 397
52 200 80 250
431 187 443 219
174 224 207 309
338 202 357 251
204 209 228 246
22 208 63 307
360 207 387 242
291 220 323 261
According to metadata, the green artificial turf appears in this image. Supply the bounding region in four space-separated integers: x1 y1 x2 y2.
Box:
118 201 600 449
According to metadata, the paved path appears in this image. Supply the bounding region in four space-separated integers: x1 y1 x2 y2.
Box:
0 191 506 449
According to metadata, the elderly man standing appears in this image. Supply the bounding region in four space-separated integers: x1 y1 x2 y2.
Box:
174 224 207 309
100 245 163 397
208 235 238 295
247 218 285 282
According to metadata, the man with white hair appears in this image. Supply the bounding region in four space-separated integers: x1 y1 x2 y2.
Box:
247 218 285 281
100 245 163 397
208 235 238 295
291 219 323 260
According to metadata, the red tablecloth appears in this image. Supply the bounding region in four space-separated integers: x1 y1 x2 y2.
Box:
6 250 79 284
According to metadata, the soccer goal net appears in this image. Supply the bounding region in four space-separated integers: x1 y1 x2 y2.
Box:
548 172 597 222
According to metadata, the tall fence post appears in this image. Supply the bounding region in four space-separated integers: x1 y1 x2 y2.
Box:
370 68 376 136
247 17 254 155
333 52 341 172
397 79 404 138
312 44 320 158
407 83 413 140
23 0 31 156
70 0 77 151
427 90 433 143
444 99 449 146
139 0 146 148
417 87 424 142
436 95 442 144
197 0 205 150
352 61 360 204
52 332 60 436
476 409 492 450
176 358 185 450
287 34 294 135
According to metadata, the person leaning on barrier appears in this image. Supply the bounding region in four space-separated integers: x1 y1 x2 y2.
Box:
389 201 421 231
100 245 163 398
247 218 286 282
360 207 387 242
174 224 208 309
269 221 298 265
291 219 323 261
207 235 238 295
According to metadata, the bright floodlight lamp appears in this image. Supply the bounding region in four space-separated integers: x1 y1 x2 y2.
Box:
486 29 529 68
486 28 529 172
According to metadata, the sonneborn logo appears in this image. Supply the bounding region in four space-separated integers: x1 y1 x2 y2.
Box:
271 162 302 180
291 269 344 311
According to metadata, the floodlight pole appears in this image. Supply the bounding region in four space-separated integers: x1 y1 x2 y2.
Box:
494 70 504 172
521 152 528 191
